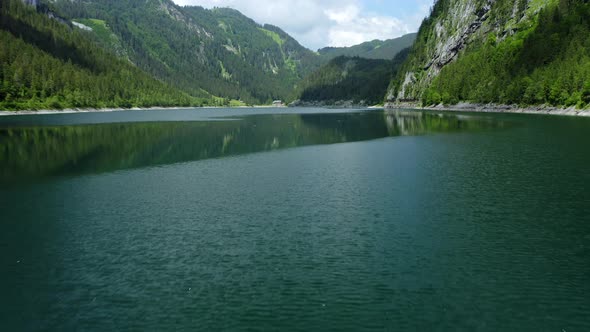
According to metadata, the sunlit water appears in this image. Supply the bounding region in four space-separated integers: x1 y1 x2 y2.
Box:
0 108 589 331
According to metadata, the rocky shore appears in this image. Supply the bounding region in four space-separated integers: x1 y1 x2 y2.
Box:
385 102 590 117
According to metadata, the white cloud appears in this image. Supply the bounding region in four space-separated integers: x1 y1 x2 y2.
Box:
325 7 409 47
172 0 432 50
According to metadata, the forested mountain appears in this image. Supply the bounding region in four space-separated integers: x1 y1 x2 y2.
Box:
50 0 323 105
318 33 417 60
297 49 410 105
0 0 201 110
387 0 590 108
2 0 429 110
298 33 415 105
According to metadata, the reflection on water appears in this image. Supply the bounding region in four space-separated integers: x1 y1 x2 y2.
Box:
0 111 504 181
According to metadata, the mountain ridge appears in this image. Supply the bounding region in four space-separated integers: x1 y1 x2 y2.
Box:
318 33 417 61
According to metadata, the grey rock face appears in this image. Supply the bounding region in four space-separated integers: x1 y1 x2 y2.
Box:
390 0 496 103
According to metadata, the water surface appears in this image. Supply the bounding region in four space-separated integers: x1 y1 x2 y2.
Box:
0 108 588 331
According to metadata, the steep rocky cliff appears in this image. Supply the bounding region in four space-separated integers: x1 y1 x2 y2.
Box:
386 0 590 107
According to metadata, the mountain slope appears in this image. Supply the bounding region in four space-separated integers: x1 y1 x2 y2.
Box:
387 0 590 108
318 33 417 60
0 0 200 110
296 49 411 105
51 0 323 104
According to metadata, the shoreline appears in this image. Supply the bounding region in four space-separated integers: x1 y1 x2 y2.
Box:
0 105 285 116
2 103 589 117
0 106 189 116
385 102 590 117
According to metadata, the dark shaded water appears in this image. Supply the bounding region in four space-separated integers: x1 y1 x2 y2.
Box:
0 108 589 331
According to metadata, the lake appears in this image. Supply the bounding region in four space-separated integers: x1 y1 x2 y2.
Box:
0 108 589 331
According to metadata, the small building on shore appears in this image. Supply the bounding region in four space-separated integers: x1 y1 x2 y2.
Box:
272 100 285 107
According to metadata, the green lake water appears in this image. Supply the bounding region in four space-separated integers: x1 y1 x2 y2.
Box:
0 108 589 331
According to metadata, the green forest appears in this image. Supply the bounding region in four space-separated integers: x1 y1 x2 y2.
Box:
0 0 207 110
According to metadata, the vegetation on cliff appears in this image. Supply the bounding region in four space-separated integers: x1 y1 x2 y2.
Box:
389 0 590 108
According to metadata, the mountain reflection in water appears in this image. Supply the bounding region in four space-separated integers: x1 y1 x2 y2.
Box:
0 111 504 181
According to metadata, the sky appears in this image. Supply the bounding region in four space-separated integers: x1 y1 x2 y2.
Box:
171 0 434 50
